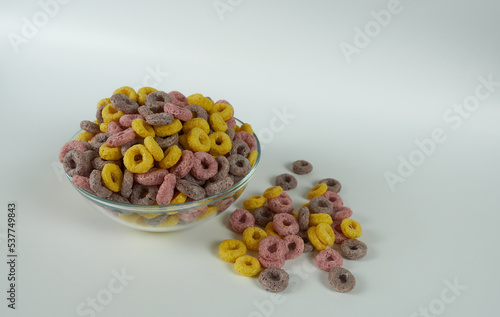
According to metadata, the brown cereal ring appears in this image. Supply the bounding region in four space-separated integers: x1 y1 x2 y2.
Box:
89 133 111 152
110 93 139 114
258 268 289 293
254 206 274 227
298 206 310 231
138 105 153 118
146 112 174 126
319 178 342 193
340 239 367 260
210 155 229 182
227 128 235 141
176 179 206 200
275 173 297 191
328 267 356 293
129 184 158 205
80 120 101 134
155 134 179 150
292 160 313 175
96 105 106 124
303 242 314 253
145 91 172 112
309 196 334 216
230 139 250 157
89 169 113 198
227 154 251 177
120 137 142 156
185 104 209 121
205 176 233 197
91 157 121 171
121 169 134 198
107 193 130 204
63 150 92 177
137 87 157 106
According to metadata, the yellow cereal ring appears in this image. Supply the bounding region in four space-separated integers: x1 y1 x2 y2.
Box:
265 222 282 238
170 191 187 205
144 136 165 161
197 206 218 221
101 163 123 192
308 183 328 199
187 127 211 152
218 239 247 263
99 122 109 132
234 255 261 277
178 134 192 151
113 86 137 101
132 119 155 138
341 218 362 239
77 131 94 142
239 123 254 135
159 145 182 169
209 113 228 132
157 215 180 227
99 143 123 161
102 105 124 123
208 132 232 156
308 226 328 250
154 119 182 137
233 125 240 132
243 195 267 210
140 213 162 219
187 93 214 113
316 223 335 246
123 144 154 173
309 213 333 227
263 186 282 199
210 103 234 120
97 98 111 110
137 87 157 105
242 227 267 251
248 150 258 167
118 213 141 223
183 118 210 135
136 217 147 226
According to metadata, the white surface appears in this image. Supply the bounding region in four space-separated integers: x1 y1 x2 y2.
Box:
1 0 500 316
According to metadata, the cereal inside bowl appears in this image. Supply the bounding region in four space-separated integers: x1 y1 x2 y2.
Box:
60 87 260 232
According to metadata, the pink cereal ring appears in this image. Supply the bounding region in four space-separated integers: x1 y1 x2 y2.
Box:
234 131 257 152
191 152 218 180
258 236 287 261
226 116 236 130
119 114 144 128
156 173 177 205
107 128 137 147
273 213 299 236
229 209 255 233
315 249 343 272
332 206 353 222
283 235 304 260
267 192 294 214
215 100 232 106
108 121 124 134
332 221 349 245
170 150 195 178
258 256 285 269
177 206 208 221
72 175 95 194
322 191 344 210
168 91 189 107
59 140 89 163
134 168 169 186
164 103 193 121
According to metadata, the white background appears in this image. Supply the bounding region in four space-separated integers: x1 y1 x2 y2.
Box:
1 0 500 316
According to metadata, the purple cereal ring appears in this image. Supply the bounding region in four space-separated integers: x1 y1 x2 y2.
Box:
107 128 136 147
258 236 287 261
227 128 235 141
177 206 209 221
191 152 218 180
63 150 91 177
59 140 88 163
130 184 158 205
170 150 195 179
185 105 208 121
89 133 111 152
298 206 310 231
283 235 304 260
119 114 144 128
110 93 139 114
145 112 174 126
275 173 297 191
205 176 234 197
72 175 94 194
108 193 130 204
145 91 172 112
230 139 250 157
215 99 232 106
168 91 188 107
309 196 334 216
303 242 314 253
267 192 294 214
319 178 342 193
254 206 274 227
84 150 99 162
144 214 168 226
164 103 193 121
138 105 153 117
156 173 177 205
315 249 343 272
80 120 100 134
210 156 229 182
340 239 367 260
332 206 353 222
226 116 236 130
234 131 257 152
89 169 113 198
227 154 251 177
258 256 285 269
322 191 344 210
329 267 356 293
176 179 206 200
258 268 289 293
230 174 245 185
273 213 299 236
121 169 134 198
134 168 169 186
229 209 255 233
96 105 105 124
108 121 124 134
292 160 313 175
183 172 206 187
155 134 179 149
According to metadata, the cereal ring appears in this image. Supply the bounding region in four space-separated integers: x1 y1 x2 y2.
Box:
308 183 328 199
273 213 299 236
254 206 274 227
118 114 144 128
113 86 137 101
292 160 313 175
341 239 367 260
303 242 314 253
230 174 245 185
309 213 333 226
110 93 139 114
144 214 168 227
159 145 182 169
214 196 235 212
204 176 233 197
183 118 210 135
131 119 155 138
176 179 206 200
283 235 304 260
123 144 154 173
298 206 310 231
76 131 94 142
340 219 362 239
197 205 218 221
178 206 208 221
226 116 236 130
187 93 214 113
243 195 267 210
120 137 142 156
191 152 218 180
208 131 232 157
258 256 285 269
307 226 327 250
145 91 172 112
168 91 188 107
177 134 191 151
315 249 343 272
169 150 194 178
118 213 141 223
137 87 157 105
329 267 356 293
101 163 123 192
157 214 180 227
239 123 254 134
137 105 153 118
265 222 282 238
332 206 353 222
154 119 182 137
92 157 122 171
96 105 106 124
59 140 88 163
107 193 129 204
89 133 110 152
80 120 101 134
275 174 297 191
99 122 109 132
107 122 124 135
209 113 228 132
72 175 94 194
164 103 193 121
218 239 247 263
97 97 111 109
145 112 174 126
234 255 261 277
144 136 165 161
210 155 230 181
322 191 344 210
267 192 294 214
215 99 232 106
183 172 206 187
155 133 179 149
234 131 257 152
309 196 334 216
130 184 158 205
170 191 187 205
185 104 208 121
263 186 283 199
63 150 91 177
99 143 123 161
211 103 233 120
227 154 251 177
89 169 113 198
258 236 286 261
258 268 289 292
316 223 335 246
229 209 255 233
229 139 250 157
156 174 177 205
107 128 136 147
121 169 134 198
242 227 267 251
187 127 211 152
134 168 169 186
319 178 342 193
332 223 349 245
248 150 258 167
101 105 124 123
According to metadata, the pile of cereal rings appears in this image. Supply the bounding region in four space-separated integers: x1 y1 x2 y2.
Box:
59 86 259 228
218 160 366 293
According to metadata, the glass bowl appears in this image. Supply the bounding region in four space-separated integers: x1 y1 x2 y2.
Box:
65 118 261 232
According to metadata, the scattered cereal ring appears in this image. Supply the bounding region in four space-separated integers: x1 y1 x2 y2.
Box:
102 105 124 123
258 268 289 292
322 191 344 210
254 206 274 227
316 223 335 246
264 222 282 238
298 206 310 231
273 213 299 236
113 86 137 101
159 145 182 169
275 173 297 191
315 249 343 272
248 150 258 167
154 119 183 137
185 104 208 121
230 139 250 157
121 169 134 198
123 144 154 173
234 255 261 277
170 150 195 178
164 103 193 121
309 196 334 216
307 226 327 250
110 93 139 114
211 155 230 181
209 112 228 132
258 236 286 261
137 87 157 105
283 235 304 260
267 192 294 214
263 186 283 199
292 160 313 175
329 267 356 293
183 118 210 135
205 176 234 197
134 168 169 186
130 184 158 205
144 136 165 161
340 239 367 260
227 154 251 177
319 178 342 193
187 127 211 152
243 195 266 210
242 227 267 251
99 143 123 161
229 209 255 233
131 119 155 138
234 131 257 152
89 169 113 198
59 140 89 163
309 213 333 226
145 91 172 112
340 219 362 239
168 91 188 107
191 152 218 180
63 150 92 177
101 163 123 192
332 206 353 222
219 239 247 263
107 128 136 147
80 120 101 134
258 256 285 269
308 183 328 199
187 93 214 113
176 179 205 200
